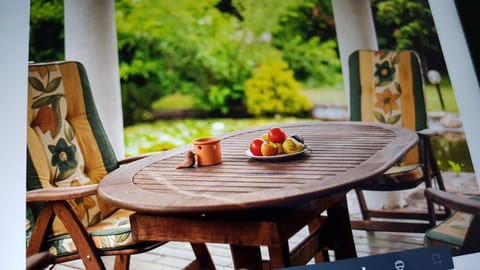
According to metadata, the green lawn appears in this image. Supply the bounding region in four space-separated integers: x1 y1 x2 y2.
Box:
152 93 195 110
153 80 458 113
424 83 458 112
302 81 458 113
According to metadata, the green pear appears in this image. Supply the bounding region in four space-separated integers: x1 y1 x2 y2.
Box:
282 137 304 154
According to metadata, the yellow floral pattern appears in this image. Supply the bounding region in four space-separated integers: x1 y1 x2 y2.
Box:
372 52 402 125
27 62 139 258
27 65 101 236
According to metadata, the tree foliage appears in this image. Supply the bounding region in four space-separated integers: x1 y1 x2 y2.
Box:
29 0 64 62
116 0 308 122
273 0 341 86
28 0 447 125
372 0 445 72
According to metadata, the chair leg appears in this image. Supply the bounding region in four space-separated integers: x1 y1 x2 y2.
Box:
425 138 452 217
27 203 55 257
460 216 480 255
53 201 106 270
355 189 370 220
307 215 331 263
321 249 330 262
425 187 437 227
114 254 130 270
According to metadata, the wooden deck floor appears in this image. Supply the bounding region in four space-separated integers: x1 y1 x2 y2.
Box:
53 172 477 269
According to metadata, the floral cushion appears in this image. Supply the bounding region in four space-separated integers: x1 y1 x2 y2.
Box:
350 50 427 167
47 209 138 257
27 62 118 240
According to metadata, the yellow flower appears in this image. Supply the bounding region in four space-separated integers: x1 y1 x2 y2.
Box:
374 88 400 114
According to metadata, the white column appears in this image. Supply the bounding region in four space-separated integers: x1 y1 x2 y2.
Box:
64 0 125 158
0 0 30 266
333 0 400 209
332 0 378 105
429 1 480 185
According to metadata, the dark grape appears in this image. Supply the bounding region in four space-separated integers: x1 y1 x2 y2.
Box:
291 135 304 144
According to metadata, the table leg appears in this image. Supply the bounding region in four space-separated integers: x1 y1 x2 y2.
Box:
268 241 291 269
191 243 216 270
327 195 357 259
230 245 263 270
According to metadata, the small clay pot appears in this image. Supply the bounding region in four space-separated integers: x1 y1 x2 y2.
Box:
193 137 222 166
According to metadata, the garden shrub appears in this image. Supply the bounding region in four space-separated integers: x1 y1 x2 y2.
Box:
278 36 342 87
244 59 313 117
121 80 162 125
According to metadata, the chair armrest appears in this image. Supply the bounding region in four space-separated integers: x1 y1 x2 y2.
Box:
417 128 441 138
425 188 480 216
27 184 98 203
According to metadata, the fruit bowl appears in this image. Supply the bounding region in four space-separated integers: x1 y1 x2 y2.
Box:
245 144 311 161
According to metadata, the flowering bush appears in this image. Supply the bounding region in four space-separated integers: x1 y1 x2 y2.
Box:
244 59 313 117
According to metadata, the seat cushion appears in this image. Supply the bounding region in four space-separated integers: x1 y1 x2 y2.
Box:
358 164 424 191
46 209 139 257
425 211 472 247
425 195 480 248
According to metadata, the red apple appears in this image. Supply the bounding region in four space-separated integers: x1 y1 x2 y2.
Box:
249 138 264 156
261 141 278 156
268 127 287 143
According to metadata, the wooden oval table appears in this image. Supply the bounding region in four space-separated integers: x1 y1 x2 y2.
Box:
99 121 418 269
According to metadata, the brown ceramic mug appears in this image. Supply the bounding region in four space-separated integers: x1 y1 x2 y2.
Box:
193 137 222 166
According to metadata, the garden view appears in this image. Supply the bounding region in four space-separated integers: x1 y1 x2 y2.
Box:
29 0 472 172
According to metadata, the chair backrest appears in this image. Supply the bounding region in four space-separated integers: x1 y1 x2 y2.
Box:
26 61 118 238
349 50 427 165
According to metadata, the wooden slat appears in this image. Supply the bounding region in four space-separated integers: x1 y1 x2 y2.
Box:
99 122 417 215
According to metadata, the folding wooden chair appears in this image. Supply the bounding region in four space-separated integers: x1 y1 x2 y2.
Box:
348 50 450 233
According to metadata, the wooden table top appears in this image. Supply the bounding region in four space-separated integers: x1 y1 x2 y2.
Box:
99 121 417 215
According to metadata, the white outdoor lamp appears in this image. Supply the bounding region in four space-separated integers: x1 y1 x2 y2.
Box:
427 69 445 111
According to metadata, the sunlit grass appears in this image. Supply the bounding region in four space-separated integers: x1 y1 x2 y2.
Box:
152 93 195 110
302 81 458 113
152 79 458 113
424 83 458 112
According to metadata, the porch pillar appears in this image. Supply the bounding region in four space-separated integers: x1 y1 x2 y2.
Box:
332 0 378 106
429 1 480 185
64 0 125 158
0 0 30 265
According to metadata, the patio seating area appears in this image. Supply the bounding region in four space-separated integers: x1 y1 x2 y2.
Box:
53 171 477 270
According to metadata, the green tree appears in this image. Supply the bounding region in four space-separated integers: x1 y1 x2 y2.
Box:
272 0 341 87
116 0 303 122
372 0 446 73
29 0 64 62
